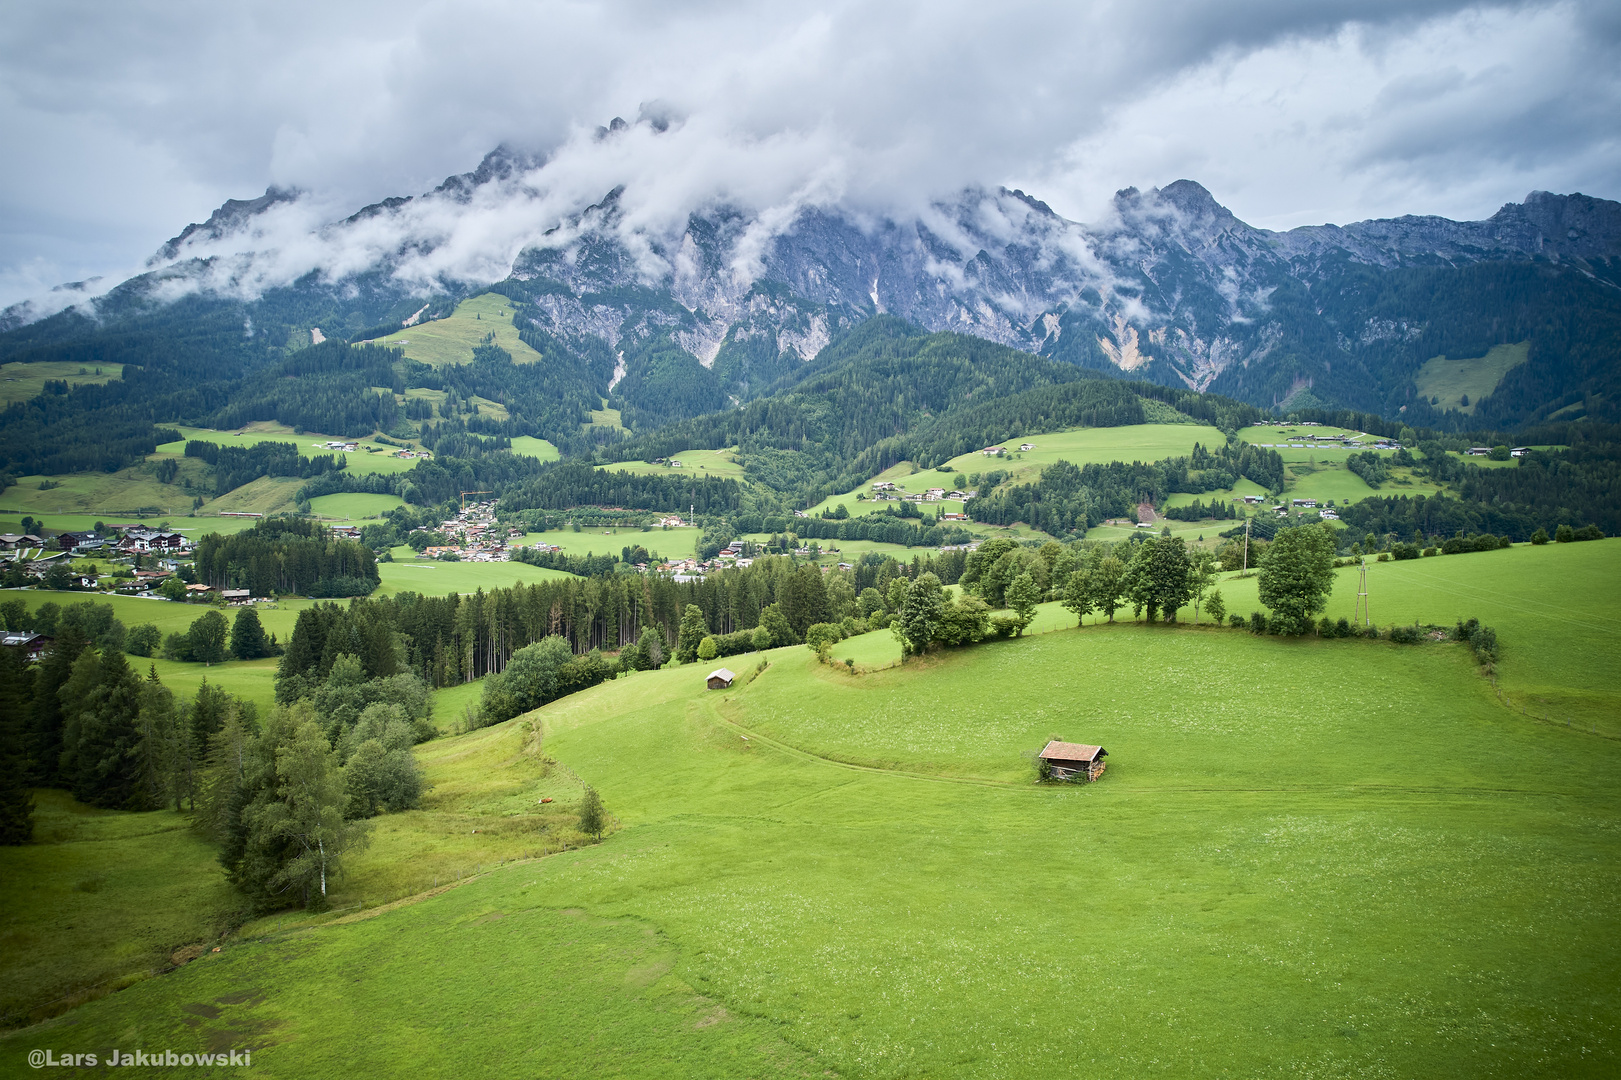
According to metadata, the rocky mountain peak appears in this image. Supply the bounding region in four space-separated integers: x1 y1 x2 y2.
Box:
151 185 301 264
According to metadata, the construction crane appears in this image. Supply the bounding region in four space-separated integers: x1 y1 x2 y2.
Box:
460 490 493 513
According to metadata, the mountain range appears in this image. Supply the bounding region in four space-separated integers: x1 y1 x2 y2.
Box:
5 133 1621 438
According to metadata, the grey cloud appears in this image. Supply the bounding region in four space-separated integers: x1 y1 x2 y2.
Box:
1 0 1616 308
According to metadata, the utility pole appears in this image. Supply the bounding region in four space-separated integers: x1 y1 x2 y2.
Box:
1242 517 1251 573
1355 557 1370 627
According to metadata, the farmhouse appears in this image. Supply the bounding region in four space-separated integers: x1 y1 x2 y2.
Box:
1 631 52 661
981 446 1006 456
1019 443 1036 451
706 668 736 690
1511 447 1532 457
1039 740 1108 782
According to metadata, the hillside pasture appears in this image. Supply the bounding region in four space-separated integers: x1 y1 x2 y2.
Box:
15 594 1621 1076
0 791 238 1031
0 465 203 519
508 436 561 462
0 361 126 405
596 448 745 481
939 422 1226 484
155 424 426 477
1214 537 1621 734
1415 341 1530 415
362 293 545 367
309 492 405 519
13 591 316 645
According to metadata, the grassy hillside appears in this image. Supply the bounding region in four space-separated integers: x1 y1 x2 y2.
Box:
0 791 238 1030
7 536 1619 1075
1415 341 1531 415
939 422 1224 484
0 361 126 405
595 448 745 481
156 423 426 477
508 436 560 463
364 293 545 367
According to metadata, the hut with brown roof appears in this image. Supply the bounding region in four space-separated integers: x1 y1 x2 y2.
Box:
1039 740 1108 782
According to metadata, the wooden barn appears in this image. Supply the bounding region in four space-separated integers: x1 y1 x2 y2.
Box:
706 668 736 690
1039 740 1108 781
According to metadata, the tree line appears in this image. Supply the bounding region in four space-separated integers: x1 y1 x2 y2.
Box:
193 518 379 597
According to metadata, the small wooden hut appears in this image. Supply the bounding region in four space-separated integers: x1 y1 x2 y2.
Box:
706 667 736 690
1039 740 1108 781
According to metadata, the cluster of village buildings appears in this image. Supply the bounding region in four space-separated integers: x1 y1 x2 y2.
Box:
0 525 197 593
417 500 524 562
311 439 427 460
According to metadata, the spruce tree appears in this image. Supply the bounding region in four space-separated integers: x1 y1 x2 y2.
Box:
0 647 36 843
230 606 271 660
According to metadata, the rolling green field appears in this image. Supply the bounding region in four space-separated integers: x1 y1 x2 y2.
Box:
940 422 1225 483
1213 538 1621 733
596 448 746 481
508 436 560 463
308 493 405 519
1415 341 1530 415
0 791 238 1030
0 465 203 519
376 554 574 596
154 423 426 477
364 293 544 367
0 361 126 405
10 556 1621 1075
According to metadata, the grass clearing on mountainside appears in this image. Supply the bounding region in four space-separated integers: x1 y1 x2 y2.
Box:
508 436 560 463
309 492 405 519
597 448 746 481
939 422 1225 484
17 559 1621 1076
0 791 239 1031
362 293 544 367
1415 341 1530 415
141 656 283 717
155 424 426 477
1 466 203 520
0 361 126 405
586 406 624 431
377 553 575 596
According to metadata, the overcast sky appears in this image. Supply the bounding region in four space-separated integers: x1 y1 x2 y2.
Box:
2 0 1617 308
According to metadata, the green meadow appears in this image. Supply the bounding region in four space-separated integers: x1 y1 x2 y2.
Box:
596 448 746 481
508 436 560 463
939 422 1225 483
15 593 314 644
1214 538 1621 734
376 554 574 597
155 424 425 477
1414 341 1530 415
308 493 405 519
0 361 126 405
0 791 237 1030
363 294 545 368
9 549 1621 1076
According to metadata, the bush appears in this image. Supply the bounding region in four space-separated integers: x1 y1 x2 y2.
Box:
1391 543 1421 560
1248 611 1267 635
126 623 162 657
1575 524 1605 541
1556 524 1575 543
1423 547 1438 556
1363 624 1380 639
1530 528 1550 545
1388 624 1422 644
1376 552 1391 562
1228 613 1245 628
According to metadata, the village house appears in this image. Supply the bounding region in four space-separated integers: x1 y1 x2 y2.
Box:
222 589 252 605
1467 447 1491 456
1 631 52 661
1511 447 1532 457
981 446 1006 456
1292 498 1318 508
706 667 736 690
1019 443 1036 451
1039 740 1108 782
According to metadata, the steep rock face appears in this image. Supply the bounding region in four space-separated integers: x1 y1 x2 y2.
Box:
14 137 1621 426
